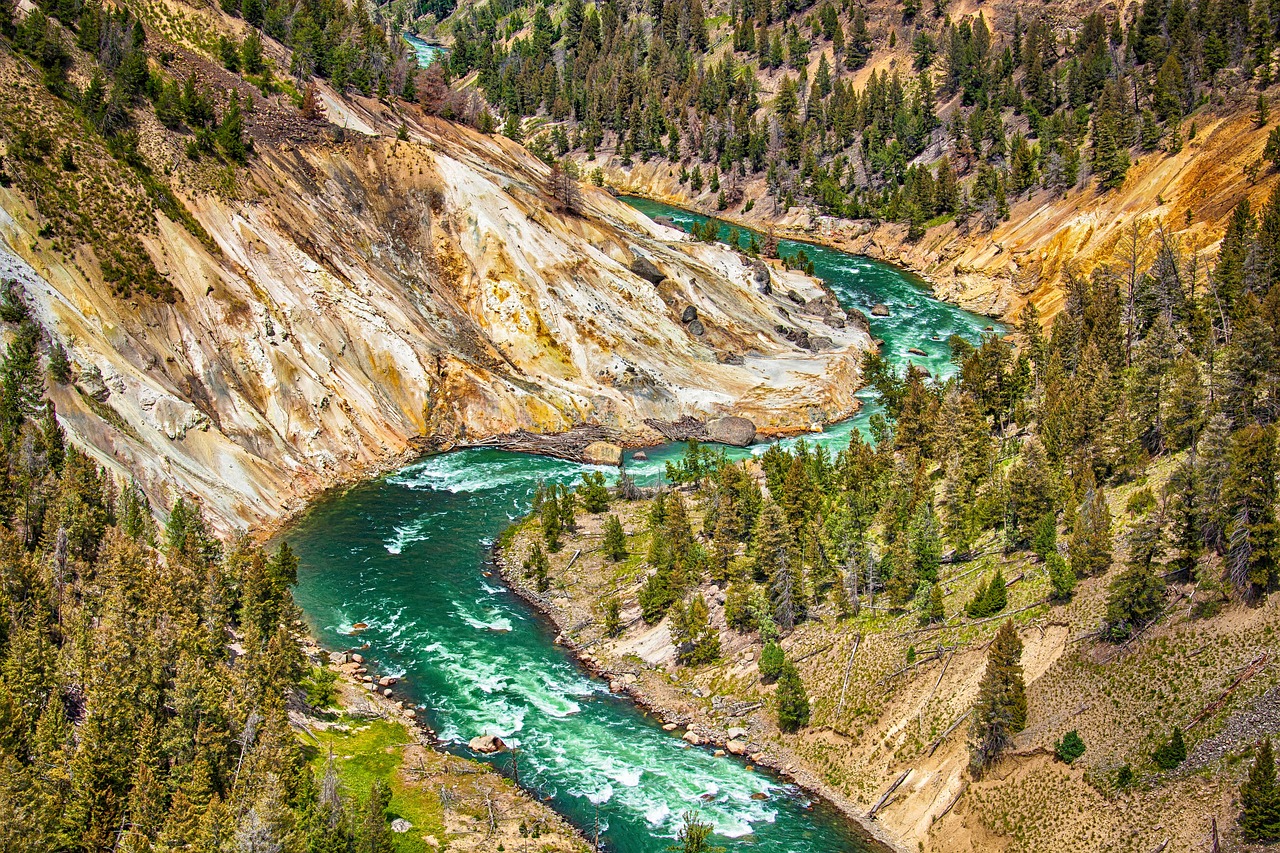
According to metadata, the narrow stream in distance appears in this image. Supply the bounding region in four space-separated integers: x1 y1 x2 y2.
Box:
286 199 1001 851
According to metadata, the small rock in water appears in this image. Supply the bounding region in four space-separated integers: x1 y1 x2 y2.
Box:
663 723 679 732
682 730 704 745
391 818 412 833
352 653 364 664
751 792 769 800
871 303 890 317
468 734 507 754
908 347 928 356
351 622 368 632
632 450 649 461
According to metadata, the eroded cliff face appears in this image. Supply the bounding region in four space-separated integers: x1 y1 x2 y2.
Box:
0 91 869 532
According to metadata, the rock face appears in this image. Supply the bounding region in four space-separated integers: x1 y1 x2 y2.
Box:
706 416 756 446
582 441 623 466
0 83 871 533
468 734 507 754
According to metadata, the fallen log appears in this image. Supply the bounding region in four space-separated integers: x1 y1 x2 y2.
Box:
928 711 970 756
1186 653 1269 731
834 633 862 719
932 779 969 824
868 769 911 820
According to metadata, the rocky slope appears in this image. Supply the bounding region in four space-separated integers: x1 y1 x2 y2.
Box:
0 47 870 533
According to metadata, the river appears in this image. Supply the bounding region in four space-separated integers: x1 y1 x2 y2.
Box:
286 199 999 851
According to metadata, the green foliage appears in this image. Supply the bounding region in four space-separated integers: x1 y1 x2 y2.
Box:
670 811 725 853
305 666 339 708
523 542 551 592
601 596 622 637
1241 737 1280 842
1104 563 1165 641
970 621 1026 774
965 567 1008 618
1047 552 1076 601
671 594 720 665
775 662 811 732
602 514 627 561
758 640 786 682
579 470 610 513
1151 726 1187 770
1054 730 1086 764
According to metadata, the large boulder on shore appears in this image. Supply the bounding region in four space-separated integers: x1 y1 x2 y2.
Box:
706 416 756 447
468 734 507 754
583 441 623 466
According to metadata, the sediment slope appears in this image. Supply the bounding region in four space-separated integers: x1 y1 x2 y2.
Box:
0 62 869 532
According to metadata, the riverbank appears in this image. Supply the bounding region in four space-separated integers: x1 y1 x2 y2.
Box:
294 627 593 851
493 502 906 853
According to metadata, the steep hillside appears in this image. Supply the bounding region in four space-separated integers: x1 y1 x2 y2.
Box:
0 17 869 532
426 0 1280 320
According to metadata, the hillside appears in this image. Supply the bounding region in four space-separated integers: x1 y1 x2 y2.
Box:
0 3 871 532
420 0 1280 320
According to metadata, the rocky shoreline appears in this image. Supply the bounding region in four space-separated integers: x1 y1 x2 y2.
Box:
490 539 907 853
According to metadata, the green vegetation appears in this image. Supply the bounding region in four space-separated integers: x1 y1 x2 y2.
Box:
1152 726 1187 771
969 621 1026 774
775 661 811 732
1241 736 1280 842
1054 730 1086 764
602 513 628 561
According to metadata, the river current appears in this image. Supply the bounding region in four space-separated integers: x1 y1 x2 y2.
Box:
287 200 998 851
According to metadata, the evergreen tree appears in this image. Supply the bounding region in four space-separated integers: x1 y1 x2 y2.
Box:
1241 737 1280 842
969 620 1027 773
1152 726 1187 770
775 661 810 732
671 594 720 665
602 514 627 561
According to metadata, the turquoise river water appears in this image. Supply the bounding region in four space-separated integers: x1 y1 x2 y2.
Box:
287 200 999 851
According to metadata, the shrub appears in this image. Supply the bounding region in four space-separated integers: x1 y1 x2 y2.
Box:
601 597 621 637
758 640 786 682
965 568 1008 618
1055 730 1086 764
1152 727 1187 770
305 666 338 708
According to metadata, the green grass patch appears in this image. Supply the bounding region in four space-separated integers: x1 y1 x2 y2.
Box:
304 718 447 852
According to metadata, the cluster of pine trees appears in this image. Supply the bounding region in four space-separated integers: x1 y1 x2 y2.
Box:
442 0 1279 236
0 288 404 848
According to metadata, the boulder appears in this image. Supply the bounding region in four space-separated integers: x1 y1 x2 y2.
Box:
908 347 928 357
351 653 364 664
687 319 705 337
378 676 397 687
810 336 835 351
705 416 756 447
786 289 805 305
328 651 349 665
846 308 871 331
727 727 749 740
871 303 890 317
391 819 413 834
682 730 703 745
681 305 698 323
468 734 507 754
632 450 648 461
583 441 623 466
727 739 748 756
662 723 679 732
630 256 665 285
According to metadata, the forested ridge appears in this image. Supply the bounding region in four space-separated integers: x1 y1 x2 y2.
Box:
423 0 1280 238
0 301 413 847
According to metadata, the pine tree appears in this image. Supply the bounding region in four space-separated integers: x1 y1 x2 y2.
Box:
1241 737 1280 842
928 582 945 623
602 514 627 561
1068 483 1113 578
523 542 551 592
775 661 810 732
357 779 395 853
969 620 1027 774
671 594 720 665
759 640 786 682
1222 424 1280 598
578 471 610 513
1152 726 1187 770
